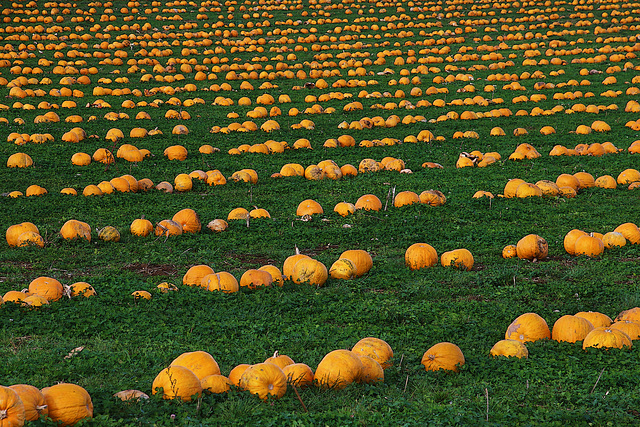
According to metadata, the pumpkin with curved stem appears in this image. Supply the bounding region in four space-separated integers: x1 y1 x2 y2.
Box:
183 265 215 286
405 243 438 270
239 363 287 400
0 385 26 427
583 327 633 350
505 312 551 343
240 269 273 289
171 351 221 380
490 340 528 358
352 337 394 369
516 234 548 260
315 349 364 390
552 315 594 343
440 248 474 271
152 366 202 401
9 384 47 421
282 363 314 388
421 342 465 372
575 311 613 328
42 383 93 426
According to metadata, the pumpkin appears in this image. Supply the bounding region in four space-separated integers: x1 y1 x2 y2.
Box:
207 219 229 233
405 243 438 270
291 257 328 286
130 219 153 237
60 219 91 241
156 182 174 193
489 340 528 358
41 383 93 426
339 250 373 277
421 342 465 372
351 337 393 369
503 178 526 198
69 282 96 298
172 208 201 233
201 375 232 394
282 254 311 280
7 152 33 168
174 174 193 192
3 291 28 304
28 276 64 301
575 311 613 328
602 232 626 249
535 180 560 196
258 265 283 286
394 191 419 207
614 223 640 244
505 312 551 343
502 245 518 258
6 222 39 247
157 282 179 293
616 168 640 185
152 366 202 401
282 363 314 388
24 295 49 307
556 173 581 191
355 194 382 211
563 229 587 255
227 208 249 221
440 248 474 271
516 234 548 260
239 363 287 400
183 265 215 286
551 315 594 343
582 327 633 350
0 386 25 427
171 351 221 380
201 272 239 293
329 258 357 280
615 307 640 323
240 269 273 289
25 185 47 197
264 351 295 370
132 291 152 300
8 384 47 421
113 390 149 402
334 202 356 217
314 349 364 390
228 364 252 387
356 355 384 383
610 321 640 340
98 226 120 242
164 145 188 160
574 234 604 257
154 219 183 237
296 199 323 216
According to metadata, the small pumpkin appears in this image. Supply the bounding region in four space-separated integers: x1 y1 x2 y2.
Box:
421 342 465 372
240 269 273 289
130 218 153 237
98 226 120 242
502 244 518 258
490 340 528 358
201 375 232 394
113 390 149 402
282 363 314 388
264 351 295 370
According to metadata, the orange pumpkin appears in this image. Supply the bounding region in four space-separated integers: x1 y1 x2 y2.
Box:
239 363 287 400
41 383 93 426
170 350 221 380
490 339 529 358
151 366 202 401
421 342 465 372
405 243 438 270
351 337 394 369
8 384 47 421
505 312 550 343
315 349 363 390
0 385 26 426
282 363 314 388
551 315 594 343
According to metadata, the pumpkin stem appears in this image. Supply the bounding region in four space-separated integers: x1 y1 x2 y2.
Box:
63 285 72 299
295 245 300 255
272 350 279 358
36 404 48 413
0 409 7 420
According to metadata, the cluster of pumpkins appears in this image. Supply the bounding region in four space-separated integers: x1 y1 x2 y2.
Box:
1 276 96 308
492 308 640 359
563 223 640 258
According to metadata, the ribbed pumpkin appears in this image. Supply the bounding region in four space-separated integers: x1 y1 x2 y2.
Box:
8 384 47 422
152 366 202 401
130 219 153 237
171 351 221 381
505 312 551 343
405 243 438 270
0 385 26 427
172 208 201 233
551 315 594 343
575 311 613 328
240 269 273 289
421 342 465 372
351 337 394 369
613 223 640 244
239 363 287 400
502 245 518 258
98 226 120 242
516 234 548 260
440 248 474 271
315 349 364 390
41 383 93 426
490 339 529 358
201 272 239 293
582 327 633 350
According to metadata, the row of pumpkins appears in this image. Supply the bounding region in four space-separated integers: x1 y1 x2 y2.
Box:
5 305 639 427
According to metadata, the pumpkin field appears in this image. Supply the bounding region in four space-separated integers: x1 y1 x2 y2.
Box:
2 0 640 424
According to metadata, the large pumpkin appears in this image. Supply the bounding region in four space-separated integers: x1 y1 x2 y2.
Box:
170 351 221 380
339 249 373 277
152 366 202 401
41 383 93 426
291 257 328 286
551 315 594 343
582 327 633 350
28 276 64 301
239 363 287 400
575 311 612 328
0 385 25 427
440 248 474 270
421 342 465 372
505 312 551 343
314 349 364 389
60 220 91 241
516 234 548 260
172 208 201 233
490 339 528 358
6 222 39 247
405 243 438 270
8 384 47 421
183 265 215 286
351 337 394 369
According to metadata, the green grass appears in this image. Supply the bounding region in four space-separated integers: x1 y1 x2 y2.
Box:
1 1 640 425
